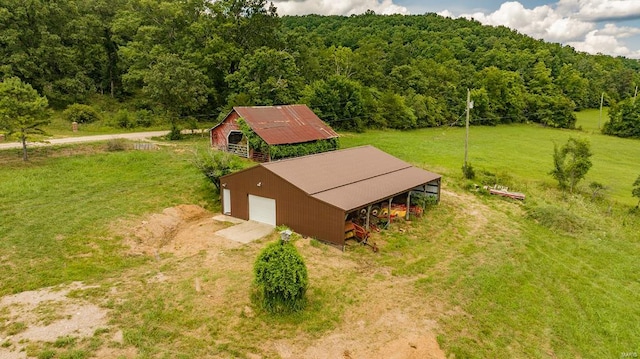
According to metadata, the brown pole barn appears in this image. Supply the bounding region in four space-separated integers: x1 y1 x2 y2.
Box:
220 145 442 249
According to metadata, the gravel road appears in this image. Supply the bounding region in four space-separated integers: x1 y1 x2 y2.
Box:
0 130 183 150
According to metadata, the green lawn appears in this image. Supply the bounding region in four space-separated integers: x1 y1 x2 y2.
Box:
341 109 640 206
0 142 216 295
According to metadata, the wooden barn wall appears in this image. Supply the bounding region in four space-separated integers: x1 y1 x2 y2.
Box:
210 111 240 150
222 167 346 246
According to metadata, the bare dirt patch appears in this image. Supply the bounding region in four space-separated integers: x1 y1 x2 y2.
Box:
0 282 109 359
124 204 239 257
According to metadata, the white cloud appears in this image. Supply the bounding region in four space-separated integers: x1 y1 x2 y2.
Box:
568 28 640 58
598 23 640 38
271 0 409 16
449 1 640 58
458 1 594 43
560 0 640 21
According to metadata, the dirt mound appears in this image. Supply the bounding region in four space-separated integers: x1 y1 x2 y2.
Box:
126 204 235 257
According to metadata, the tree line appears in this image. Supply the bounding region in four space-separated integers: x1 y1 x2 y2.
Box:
1 0 639 133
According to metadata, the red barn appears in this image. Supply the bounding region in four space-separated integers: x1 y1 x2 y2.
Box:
209 105 338 162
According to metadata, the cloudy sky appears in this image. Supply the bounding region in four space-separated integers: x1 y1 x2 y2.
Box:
270 0 640 59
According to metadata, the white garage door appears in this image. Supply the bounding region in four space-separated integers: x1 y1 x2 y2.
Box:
248 195 276 226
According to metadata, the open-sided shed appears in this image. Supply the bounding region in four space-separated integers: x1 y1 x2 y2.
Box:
219 146 441 248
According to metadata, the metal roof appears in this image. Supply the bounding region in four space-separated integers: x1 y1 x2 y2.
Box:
262 146 441 211
233 105 338 145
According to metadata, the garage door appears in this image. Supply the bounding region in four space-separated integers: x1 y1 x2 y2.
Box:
248 195 276 226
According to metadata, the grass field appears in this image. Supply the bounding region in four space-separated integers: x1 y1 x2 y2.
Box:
341 108 640 206
1 115 639 358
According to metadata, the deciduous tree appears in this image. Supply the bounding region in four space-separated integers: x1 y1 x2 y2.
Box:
550 137 593 193
143 54 208 138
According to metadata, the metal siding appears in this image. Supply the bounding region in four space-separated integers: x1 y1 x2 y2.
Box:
222 166 346 246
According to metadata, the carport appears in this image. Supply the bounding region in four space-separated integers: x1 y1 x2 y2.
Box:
220 145 441 248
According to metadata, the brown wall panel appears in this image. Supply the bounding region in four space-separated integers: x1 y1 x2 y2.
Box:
221 167 346 246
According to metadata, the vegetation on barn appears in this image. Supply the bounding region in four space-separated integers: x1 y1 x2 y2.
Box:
237 118 338 160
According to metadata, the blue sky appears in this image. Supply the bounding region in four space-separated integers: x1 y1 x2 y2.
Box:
271 0 640 59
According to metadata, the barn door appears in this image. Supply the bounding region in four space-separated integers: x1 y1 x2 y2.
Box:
248 195 276 226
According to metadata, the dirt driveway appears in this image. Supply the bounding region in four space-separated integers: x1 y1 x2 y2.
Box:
0 130 207 151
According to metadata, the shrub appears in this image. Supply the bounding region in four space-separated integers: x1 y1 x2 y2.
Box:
253 239 308 314
193 149 244 191
114 109 134 128
632 174 640 209
106 138 128 151
166 125 182 140
462 163 475 179
62 104 102 124
135 109 154 127
550 137 592 193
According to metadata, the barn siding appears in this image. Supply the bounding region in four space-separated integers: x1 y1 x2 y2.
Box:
210 111 241 150
222 166 346 246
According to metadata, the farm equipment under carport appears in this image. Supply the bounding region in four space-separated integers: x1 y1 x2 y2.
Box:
344 221 378 252
375 203 423 220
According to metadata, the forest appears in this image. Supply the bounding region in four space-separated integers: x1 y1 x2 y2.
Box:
1 0 640 134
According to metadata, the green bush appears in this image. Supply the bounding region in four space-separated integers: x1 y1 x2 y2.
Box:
253 239 308 314
135 109 154 127
462 163 475 179
62 104 102 124
114 109 134 128
166 125 182 140
192 149 244 191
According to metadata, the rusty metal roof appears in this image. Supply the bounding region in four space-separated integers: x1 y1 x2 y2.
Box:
262 146 441 211
233 105 338 145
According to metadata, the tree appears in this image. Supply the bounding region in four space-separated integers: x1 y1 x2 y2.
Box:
0 77 49 161
226 47 302 106
301 75 367 132
550 137 593 193
378 91 417 130
253 238 308 314
603 98 640 138
143 54 208 138
193 149 244 191
632 174 640 208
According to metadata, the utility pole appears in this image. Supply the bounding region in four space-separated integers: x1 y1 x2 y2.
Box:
464 88 471 172
598 92 604 129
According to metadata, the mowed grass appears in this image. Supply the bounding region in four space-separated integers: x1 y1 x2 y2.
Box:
341 109 640 206
0 115 639 358
0 141 215 295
